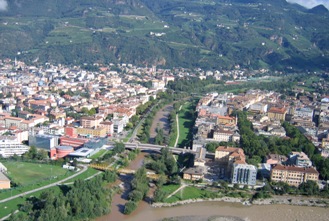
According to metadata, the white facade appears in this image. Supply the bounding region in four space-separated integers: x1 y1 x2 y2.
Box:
294 107 314 120
231 163 257 186
0 139 30 158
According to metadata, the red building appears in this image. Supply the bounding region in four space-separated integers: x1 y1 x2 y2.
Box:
59 137 88 149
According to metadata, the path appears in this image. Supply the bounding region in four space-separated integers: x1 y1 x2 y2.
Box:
0 165 88 204
166 183 187 199
174 105 182 147
62 171 103 185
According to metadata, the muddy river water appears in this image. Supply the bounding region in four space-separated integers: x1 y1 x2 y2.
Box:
97 154 329 221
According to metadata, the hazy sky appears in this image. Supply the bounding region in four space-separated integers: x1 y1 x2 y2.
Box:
287 0 329 9
0 0 8 11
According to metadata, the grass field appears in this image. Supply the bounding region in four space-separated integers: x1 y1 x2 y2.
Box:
177 102 196 148
89 149 108 160
63 167 101 184
2 161 68 186
164 186 217 203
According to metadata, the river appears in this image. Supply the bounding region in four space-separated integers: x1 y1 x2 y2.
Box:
97 153 329 221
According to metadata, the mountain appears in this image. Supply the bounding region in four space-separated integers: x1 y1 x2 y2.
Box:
308 5 329 14
0 0 329 71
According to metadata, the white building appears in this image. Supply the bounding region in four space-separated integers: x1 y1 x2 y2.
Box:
294 107 314 121
0 138 30 158
231 163 257 186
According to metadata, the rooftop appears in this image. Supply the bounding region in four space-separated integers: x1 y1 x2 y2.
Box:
272 164 318 174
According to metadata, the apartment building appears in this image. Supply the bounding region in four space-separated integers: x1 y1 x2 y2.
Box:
0 137 30 157
80 116 103 128
271 164 319 187
267 107 287 121
231 163 257 186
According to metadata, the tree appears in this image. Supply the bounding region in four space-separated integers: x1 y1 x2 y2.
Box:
153 189 166 202
103 171 117 183
123 201 137 215
113 142 125 154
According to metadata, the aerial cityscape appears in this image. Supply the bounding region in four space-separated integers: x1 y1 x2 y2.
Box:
0 0 329 221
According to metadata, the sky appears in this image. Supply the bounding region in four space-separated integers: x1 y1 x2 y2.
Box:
0 0 8 11
287 0 329 9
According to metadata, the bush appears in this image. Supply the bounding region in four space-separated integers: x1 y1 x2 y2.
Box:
128 190 143 202
123 201 137 215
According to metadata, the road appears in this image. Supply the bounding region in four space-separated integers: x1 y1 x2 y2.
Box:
0 165 88 204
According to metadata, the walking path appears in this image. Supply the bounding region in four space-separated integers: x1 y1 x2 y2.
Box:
166 183 187 199
174 105 182 147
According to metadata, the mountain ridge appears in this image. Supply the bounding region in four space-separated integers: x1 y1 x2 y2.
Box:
0 0 328 71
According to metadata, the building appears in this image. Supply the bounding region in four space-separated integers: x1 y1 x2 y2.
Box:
266 154 288 165
289 151 312 167
59 137 88 149
271 164 319 187
80 116 103 128
217 115 237 125
267 107 287 121
0 138 30 157
68 147 96 158
183 166 205 181
193 147 206 167
100 121 114 135
231 163 257 186
50 146 74 159
215 146 246 165
249 102 268 114
29 134 59 150
76 127 107 137
213 128 240 143
0 172 10 189
294 107 314 121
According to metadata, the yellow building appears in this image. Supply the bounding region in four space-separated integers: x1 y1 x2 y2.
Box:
183 167 205 181
76 127 107 137
215 146 246 164
0 172 10 189
267 107 287 121
216 115 236 125
271 164 319 187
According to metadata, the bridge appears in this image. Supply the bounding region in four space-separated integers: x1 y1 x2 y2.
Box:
89 163 160 180
122 142 198 155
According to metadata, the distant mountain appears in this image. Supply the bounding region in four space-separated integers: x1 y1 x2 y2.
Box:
0 0 329 71
308 5 329 14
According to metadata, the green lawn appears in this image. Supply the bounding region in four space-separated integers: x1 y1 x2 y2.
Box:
161 184 180 195
2 161 68 186
177 102 196 148
164 186 217 203
63 167 101 183
89 149 108 159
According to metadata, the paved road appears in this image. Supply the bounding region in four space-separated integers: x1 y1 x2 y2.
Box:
0 165 88 204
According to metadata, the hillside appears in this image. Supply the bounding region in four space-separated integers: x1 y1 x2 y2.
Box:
0 0 329 71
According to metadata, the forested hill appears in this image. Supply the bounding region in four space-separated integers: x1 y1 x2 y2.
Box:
0 0 329 71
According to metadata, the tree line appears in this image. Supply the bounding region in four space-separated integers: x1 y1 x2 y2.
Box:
9 177 113 221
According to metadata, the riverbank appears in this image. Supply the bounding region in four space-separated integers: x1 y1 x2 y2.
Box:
152 195 329 208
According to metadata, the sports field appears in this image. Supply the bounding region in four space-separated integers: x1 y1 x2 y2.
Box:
2 161 68 186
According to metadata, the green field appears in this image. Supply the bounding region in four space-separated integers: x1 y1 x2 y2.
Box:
63 167 101 183
89 149 108 159
164 186 217 203
2 161 68 186
177 102 196 148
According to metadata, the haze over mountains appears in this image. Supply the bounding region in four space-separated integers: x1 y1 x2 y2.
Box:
0 0 329 71
287 0 329 10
